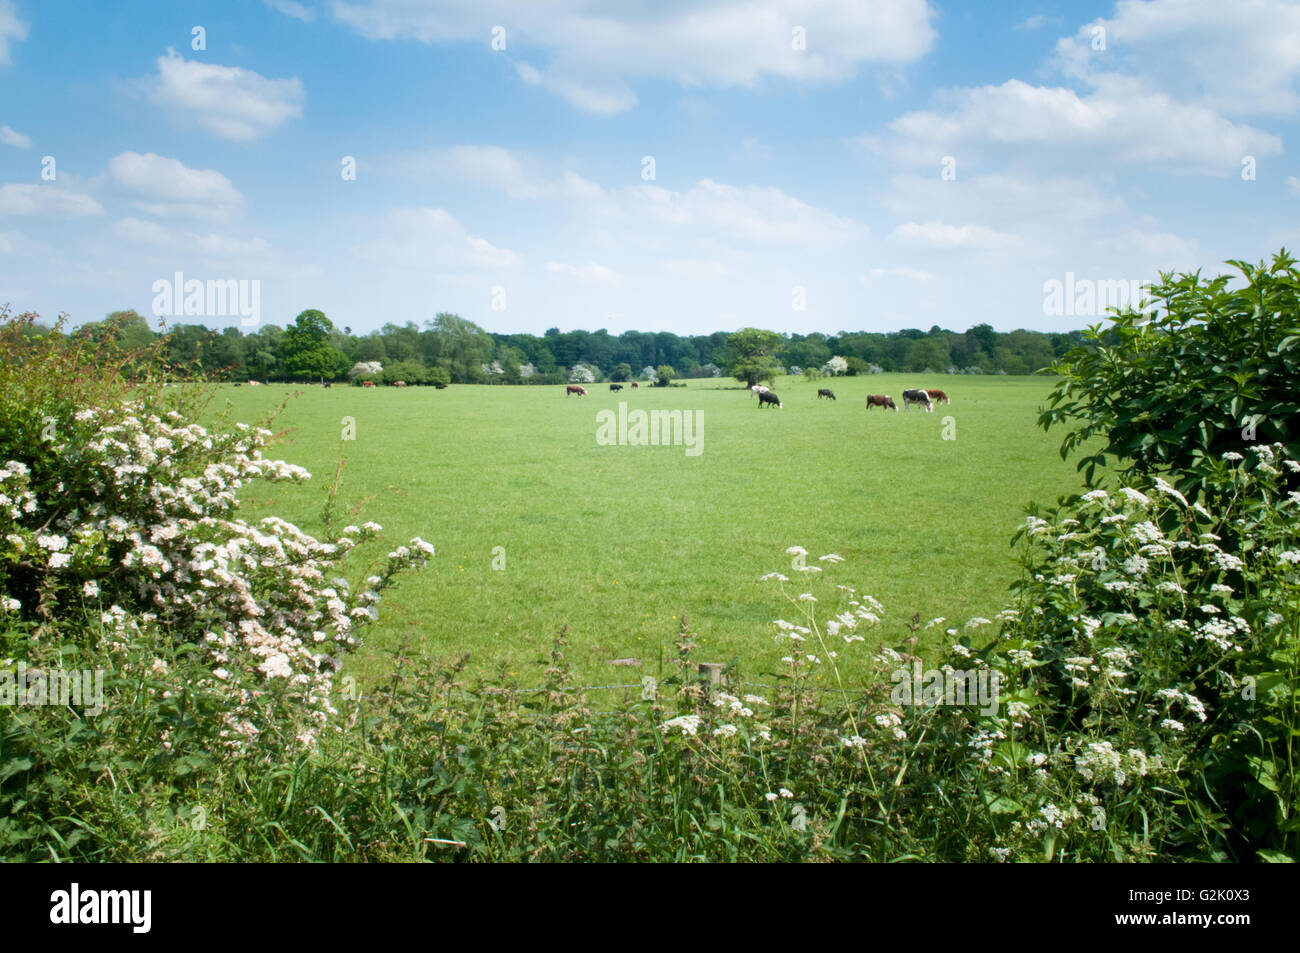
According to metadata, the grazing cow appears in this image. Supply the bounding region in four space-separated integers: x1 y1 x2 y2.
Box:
610 383 623 392
866 394 897 412
234 383 242 388
566 384 588 396
757 390 782 409
925 389 950 405
393 380 407 388
817 388 836 400
751 384 770 399
902 388 933 412
362 380 376 389
631 382 639 389
323 382 332 389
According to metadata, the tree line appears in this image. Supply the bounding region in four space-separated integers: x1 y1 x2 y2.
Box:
40 308 1094 385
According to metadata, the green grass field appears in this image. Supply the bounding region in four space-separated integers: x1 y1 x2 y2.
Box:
208 374 1090 687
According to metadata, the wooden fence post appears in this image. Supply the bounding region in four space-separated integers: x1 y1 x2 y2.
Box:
698 662 726 697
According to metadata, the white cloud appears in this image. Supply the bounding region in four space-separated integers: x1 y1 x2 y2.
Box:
1014 14 1061 32
624 179 864 245
869 76 1282 172
0 230 18 254
1090 228 1199 261
0 184 104 217
114 217 174 245
1288 176 1300 198
0 0 28 67
358 207 518 272
880 173 1128 231
1053 0 1300 116
397 145 864 247
392 145 554 199
545 260 621 284
516 62 637 115
866 266 934 280
193 233 272 258
333 0 936 112
264 0 315 22
0 124 28 148
108 152 243 219
891 221 1022 250
114 217 271 260
146 49 304 141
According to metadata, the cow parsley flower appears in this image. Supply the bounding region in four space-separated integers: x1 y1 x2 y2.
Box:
660 714 702 736
1122 555 1149 576
1152 478 1187 506
1118 487 1151 507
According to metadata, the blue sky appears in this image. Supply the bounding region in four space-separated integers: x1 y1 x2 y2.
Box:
2 0 1298 337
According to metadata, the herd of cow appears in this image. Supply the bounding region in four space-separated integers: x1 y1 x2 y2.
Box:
566 383 640 396
235 378 949 412
565 380 951 410
750 383 949 412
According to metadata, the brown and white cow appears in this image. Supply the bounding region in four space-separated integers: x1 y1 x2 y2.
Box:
247 380 261 387
631 382 639 389
566 384 588 396
925 389 950 405
362 380 376 388
393 380 406 387
902 388 933 412
866 394 897 412
757 390 782 408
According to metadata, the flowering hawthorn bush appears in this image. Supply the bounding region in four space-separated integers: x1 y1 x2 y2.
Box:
0 315 435 753
0 404 434 749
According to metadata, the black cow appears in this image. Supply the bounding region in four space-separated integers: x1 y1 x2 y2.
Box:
758 390 782 408
610 383 623 392
902 389 933 413
817 388 836 400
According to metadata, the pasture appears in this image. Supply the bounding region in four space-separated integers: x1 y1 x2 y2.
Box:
211 374 1091 688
